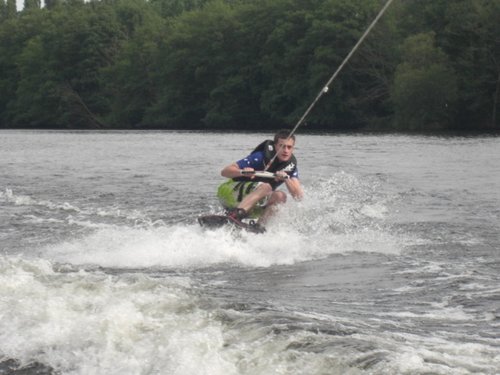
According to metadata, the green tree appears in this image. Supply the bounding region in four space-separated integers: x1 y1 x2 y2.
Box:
0 1 6 22
149 0 210 18
100 0 165 127
6 0 16 18
257 0 396 129
391 32 458 130
145 0 403 130
306 0 398 129
396 0 449 39
24 0 41 10
144 1 243 128
5 2 124 127
0 8 47 127
202 0 292 128
44 0 60 9
10 35 62 126
1 0 497 131
443 0 500 129
394 0 499 130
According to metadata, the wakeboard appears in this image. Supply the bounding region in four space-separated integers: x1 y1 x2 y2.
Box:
198 214 266 234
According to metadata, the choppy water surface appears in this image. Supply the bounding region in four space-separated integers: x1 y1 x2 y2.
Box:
0 130 499 374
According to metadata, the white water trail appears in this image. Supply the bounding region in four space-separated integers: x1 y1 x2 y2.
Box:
40 173 404 269
0 256 237 375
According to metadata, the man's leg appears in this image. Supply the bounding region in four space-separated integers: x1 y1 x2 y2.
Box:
258 191 287 224
237 183 273 213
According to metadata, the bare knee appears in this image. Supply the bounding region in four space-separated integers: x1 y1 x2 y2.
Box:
256 183 273 195
269 191 287 205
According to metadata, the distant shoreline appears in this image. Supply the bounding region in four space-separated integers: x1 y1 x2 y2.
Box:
2 126 499 137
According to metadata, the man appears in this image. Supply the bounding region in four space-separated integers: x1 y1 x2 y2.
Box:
218 129 303 230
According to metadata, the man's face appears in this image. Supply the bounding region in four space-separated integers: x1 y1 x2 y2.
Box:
275 137 295 162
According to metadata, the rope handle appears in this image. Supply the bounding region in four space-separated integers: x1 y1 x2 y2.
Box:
240 170 290 180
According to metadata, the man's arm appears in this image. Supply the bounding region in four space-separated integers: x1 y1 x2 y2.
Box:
221 163 255 179
285 178 303 200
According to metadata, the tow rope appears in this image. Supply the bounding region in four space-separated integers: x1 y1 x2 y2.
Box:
266 0 396 169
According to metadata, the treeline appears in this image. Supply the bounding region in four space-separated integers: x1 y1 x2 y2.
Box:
0 0 498 131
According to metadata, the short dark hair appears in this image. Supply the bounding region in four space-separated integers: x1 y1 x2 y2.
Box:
274 129 295 143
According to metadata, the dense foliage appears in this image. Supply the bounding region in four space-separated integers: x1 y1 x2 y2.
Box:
0 0 498 131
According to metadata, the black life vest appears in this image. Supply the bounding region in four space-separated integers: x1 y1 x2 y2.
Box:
251 139 297 174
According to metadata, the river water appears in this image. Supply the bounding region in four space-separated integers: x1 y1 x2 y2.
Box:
0 130 499 374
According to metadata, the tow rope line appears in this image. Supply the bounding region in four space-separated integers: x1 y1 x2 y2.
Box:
265 0 395 170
